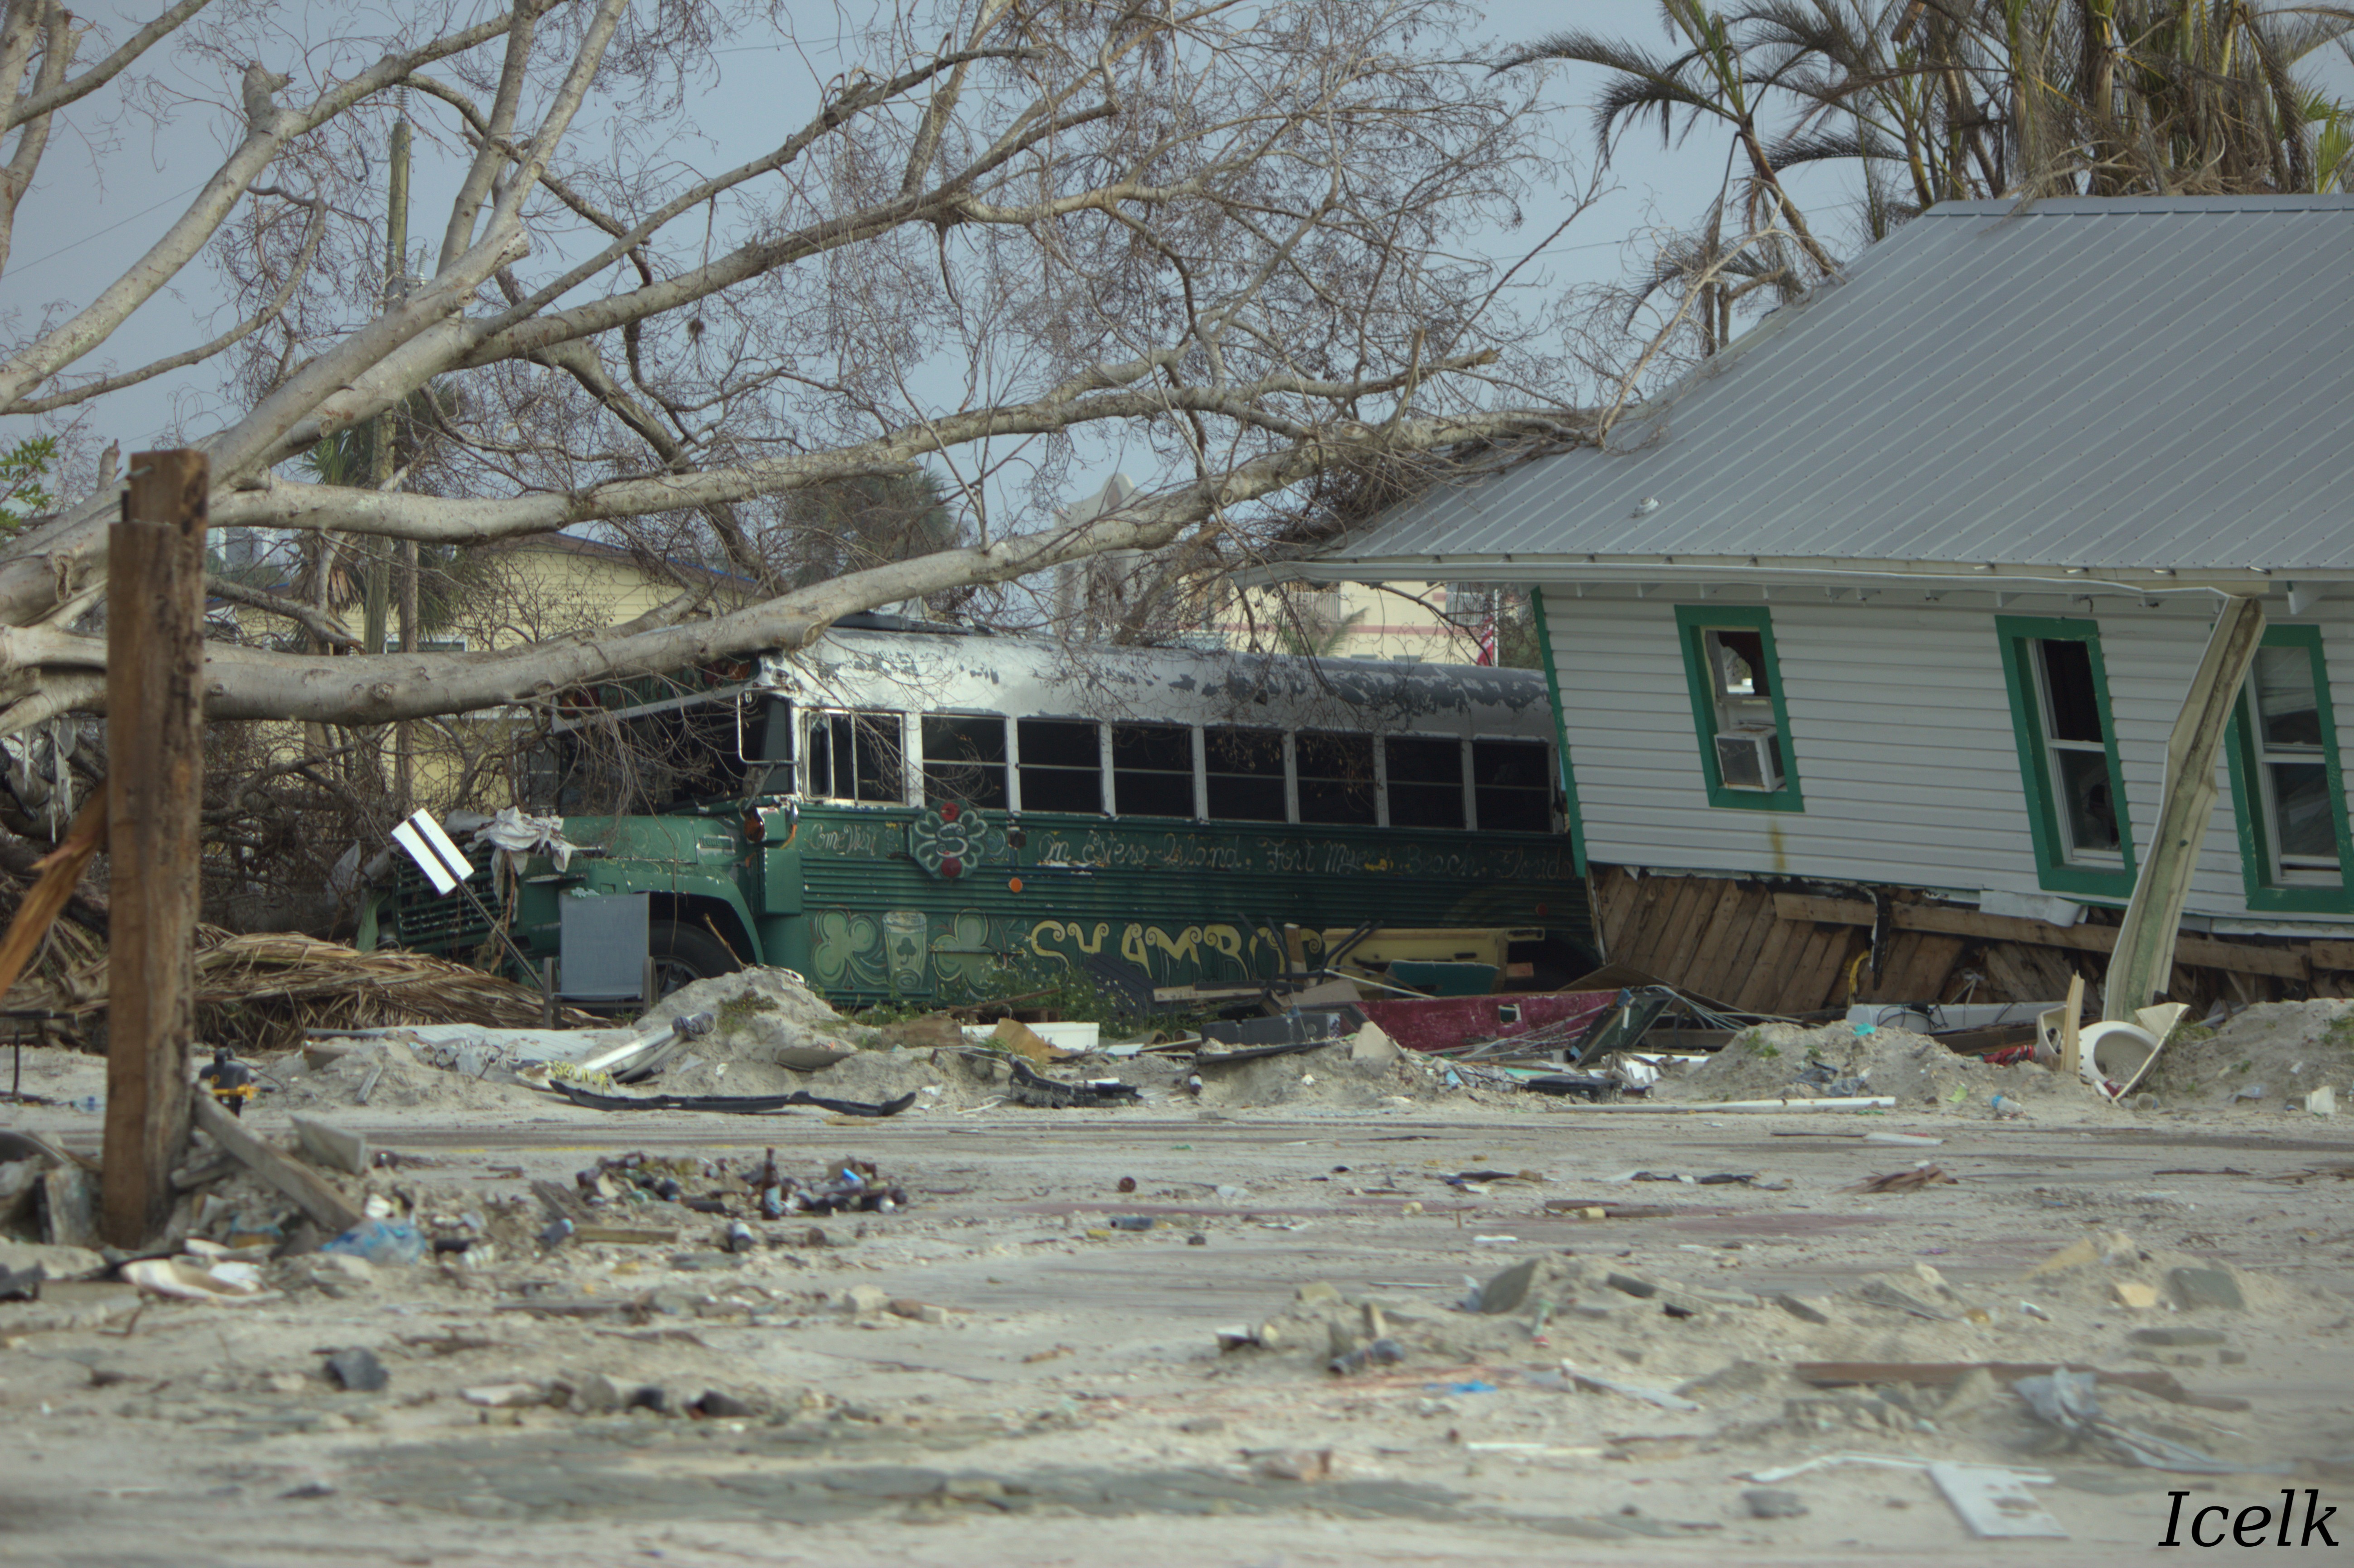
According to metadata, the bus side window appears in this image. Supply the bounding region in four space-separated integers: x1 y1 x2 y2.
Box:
1384 736 1466 829
1298 731 1377 826
922 716 1008 810
1112 723 1193 818
808 710 906 803
1203 727 1285 821
1474 738 1555 832
1016 720 1102 813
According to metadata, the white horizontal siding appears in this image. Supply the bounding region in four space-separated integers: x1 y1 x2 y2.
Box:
1545 593 2354 924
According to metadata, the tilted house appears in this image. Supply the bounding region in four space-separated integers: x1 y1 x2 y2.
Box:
1283 195 2354 1015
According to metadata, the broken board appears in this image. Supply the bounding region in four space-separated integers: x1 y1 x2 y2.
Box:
1926 1462 2067 1539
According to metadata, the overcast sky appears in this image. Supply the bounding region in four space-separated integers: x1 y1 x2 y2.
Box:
0 1 1855 503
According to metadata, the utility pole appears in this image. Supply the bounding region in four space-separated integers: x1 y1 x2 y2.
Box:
363 119 410 669
102 451 208 1246
374 115 417 811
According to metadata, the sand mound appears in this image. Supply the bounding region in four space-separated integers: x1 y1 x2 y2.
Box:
1190 1041 1461 1111
1656 1021 2078 1112
638 967 873 1053
2141 999 2354 1109
656 1042 967 1106
273 1038 527 1113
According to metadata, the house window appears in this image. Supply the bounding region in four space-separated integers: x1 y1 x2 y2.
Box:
921 715 1008 811
1015 719 1103 813
1296 731 1376 825
1994 616 2134 896
1473 739 1555 832
1674 605 1803 812
1204 726 1286 822
2224 626 2353 911
1111 723 1195 818
1384 736 1465 830
806 710 906 803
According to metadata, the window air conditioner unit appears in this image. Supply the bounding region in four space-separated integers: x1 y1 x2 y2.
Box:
1714 727 1783 791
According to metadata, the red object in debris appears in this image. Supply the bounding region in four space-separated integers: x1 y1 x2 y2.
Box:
1986 1044 2035 1066
1358 990 1617 1053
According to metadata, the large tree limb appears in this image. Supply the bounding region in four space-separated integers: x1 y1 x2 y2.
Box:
194 0 626 485
206 352 1500 542
203 573 360 650
0 10 517 415
0 0 69 278
2 0 210 133
0 0 49 148
13 188 324 413
194 409 1565 725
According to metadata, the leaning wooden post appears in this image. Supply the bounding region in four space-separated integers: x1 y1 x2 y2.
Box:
2103 593 2267 1020
101 450 209 1247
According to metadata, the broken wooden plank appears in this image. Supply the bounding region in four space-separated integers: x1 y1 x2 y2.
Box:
2309 938 2354 971
1791 1361 2249 1412
1769 894 2306 979
570 1224 680 1246
190 1095 363 1236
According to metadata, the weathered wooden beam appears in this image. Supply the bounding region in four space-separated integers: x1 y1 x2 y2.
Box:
101 450 208 1248
2106 595 2266 1018
1768 892 2306 981
191 1095 364 1236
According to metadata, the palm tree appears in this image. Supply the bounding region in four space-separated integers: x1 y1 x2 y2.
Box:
1745 0 2354 205
1515 0 2354 294
1498 0 1844 274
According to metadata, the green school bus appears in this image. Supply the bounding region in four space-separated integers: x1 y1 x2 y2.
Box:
370 617 1592 1006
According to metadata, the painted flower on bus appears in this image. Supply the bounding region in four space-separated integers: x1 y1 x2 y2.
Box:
907 802 1007 879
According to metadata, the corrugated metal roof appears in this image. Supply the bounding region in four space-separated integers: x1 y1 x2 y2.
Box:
1301 196 2354 582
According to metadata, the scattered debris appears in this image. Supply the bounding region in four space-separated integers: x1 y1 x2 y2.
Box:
1926 1461 2068 1539
196 1047 256 1116
1001 1058 1139 1109
322 1220 427 1265
290 1115 369 1176
0 1261 43 1301
322 1346 388 1391
1845 1165 1960 1193
1741 1489 1808 1520
2013 1368 2287 1474
120 1255 274 1303
547 1082 919 1117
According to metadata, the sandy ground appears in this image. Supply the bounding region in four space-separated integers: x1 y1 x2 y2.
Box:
2 1039 2351 1568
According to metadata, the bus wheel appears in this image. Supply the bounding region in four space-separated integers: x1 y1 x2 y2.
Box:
651 919 742 999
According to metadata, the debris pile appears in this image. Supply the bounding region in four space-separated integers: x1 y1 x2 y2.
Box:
2140 1000 2354 1113
33 932 598 1053
567 1148 910 1221
1656 1021 2074 1111
637 967 875 1067
280 1038 526 1113
1217 1227 2327 1482
1188 1034 1472 1111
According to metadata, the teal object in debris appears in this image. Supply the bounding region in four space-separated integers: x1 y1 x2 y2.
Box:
1388 961 1498 997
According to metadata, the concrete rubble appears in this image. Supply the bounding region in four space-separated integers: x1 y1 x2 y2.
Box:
0 991 2349 1563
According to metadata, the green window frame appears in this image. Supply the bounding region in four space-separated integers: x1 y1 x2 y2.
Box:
2222 625 2354 913
1993 616 2135 898
1673 604 1804 813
